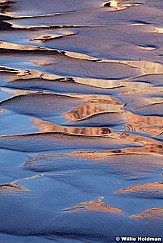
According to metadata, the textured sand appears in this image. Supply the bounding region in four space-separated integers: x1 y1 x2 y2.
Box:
0 0 163 242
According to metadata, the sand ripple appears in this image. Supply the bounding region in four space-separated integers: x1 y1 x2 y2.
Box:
0 0 163 241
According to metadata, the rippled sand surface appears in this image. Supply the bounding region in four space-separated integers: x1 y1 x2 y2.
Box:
0 0 163 242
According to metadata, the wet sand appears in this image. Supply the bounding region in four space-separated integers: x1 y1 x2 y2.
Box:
0 0 163 242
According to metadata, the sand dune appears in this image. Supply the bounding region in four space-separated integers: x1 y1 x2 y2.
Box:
63 200 125 214
116 182 163 198
130 208 163 220
0 183 29 192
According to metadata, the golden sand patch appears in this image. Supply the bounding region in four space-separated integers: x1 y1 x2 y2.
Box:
0 183 29 192
115 182 163 198
130 208 163 220
64 200 124 214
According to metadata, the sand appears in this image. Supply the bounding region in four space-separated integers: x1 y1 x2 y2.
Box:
0 0 163 242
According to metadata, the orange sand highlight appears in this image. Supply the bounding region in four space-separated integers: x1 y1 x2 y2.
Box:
130 208 163 220
116 182 163 198
64 200 124 214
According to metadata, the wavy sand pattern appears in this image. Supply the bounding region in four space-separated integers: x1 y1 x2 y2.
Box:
0 0 163 242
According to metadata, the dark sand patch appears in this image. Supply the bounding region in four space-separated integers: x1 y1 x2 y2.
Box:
22 151 163 179
4 77 117 95
72 151 163 178
135 102 163 117
0 183 29 192
33 113 124 129
0 93 84 117
0 132 140 152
